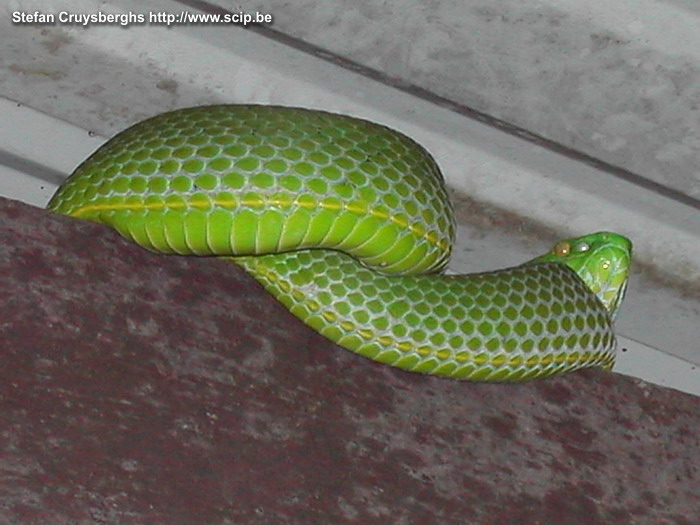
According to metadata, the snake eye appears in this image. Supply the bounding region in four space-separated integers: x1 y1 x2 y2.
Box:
554 241 571 257
573 242 590 253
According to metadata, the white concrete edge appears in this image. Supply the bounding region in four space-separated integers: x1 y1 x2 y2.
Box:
0 164 57 207
615 336 699 397
0 97 105 176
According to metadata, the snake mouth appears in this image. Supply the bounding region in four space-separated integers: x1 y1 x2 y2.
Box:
578 233 632 319
594 243 631 319
605 276 629 320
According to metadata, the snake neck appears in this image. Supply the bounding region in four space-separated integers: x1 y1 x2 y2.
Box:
235 250 617 381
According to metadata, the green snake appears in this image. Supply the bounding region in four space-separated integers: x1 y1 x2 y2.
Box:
48 105 632 381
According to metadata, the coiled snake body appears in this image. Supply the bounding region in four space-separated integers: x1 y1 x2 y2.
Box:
49 105 632 381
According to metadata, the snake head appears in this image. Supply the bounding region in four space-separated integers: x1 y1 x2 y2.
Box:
529 232 632 320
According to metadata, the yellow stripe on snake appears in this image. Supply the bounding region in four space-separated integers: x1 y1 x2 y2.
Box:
48 105 632 381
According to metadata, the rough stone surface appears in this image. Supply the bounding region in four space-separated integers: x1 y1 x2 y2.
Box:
0 196 698 524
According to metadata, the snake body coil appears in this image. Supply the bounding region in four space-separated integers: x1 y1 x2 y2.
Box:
49 105 631 381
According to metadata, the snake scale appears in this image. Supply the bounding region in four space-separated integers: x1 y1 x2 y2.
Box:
48 105 632 381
